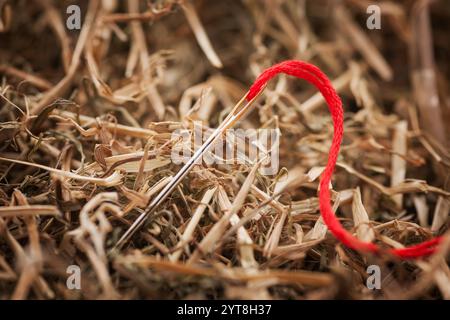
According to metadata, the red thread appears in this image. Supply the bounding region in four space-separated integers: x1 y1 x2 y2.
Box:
246 60 442 259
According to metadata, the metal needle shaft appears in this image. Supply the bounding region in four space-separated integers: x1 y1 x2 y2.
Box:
113 91 263 250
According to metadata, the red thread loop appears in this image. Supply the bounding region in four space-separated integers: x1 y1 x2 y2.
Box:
246 60 442 259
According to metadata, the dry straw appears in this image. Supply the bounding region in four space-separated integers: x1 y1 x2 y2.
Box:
0 0 449 299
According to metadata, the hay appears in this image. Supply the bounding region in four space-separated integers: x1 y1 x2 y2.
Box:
0 0 449 299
